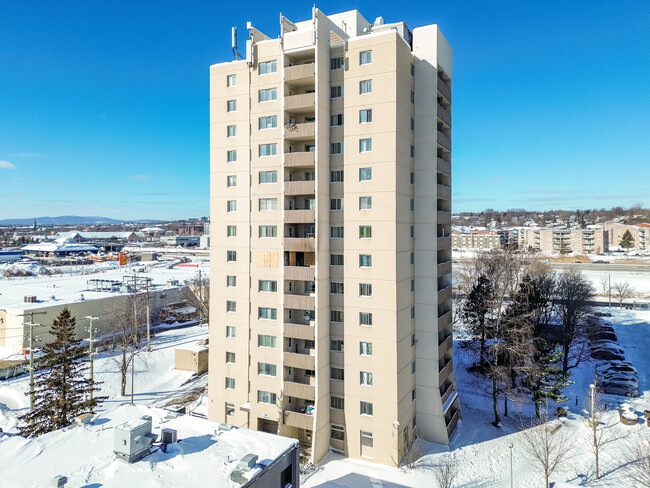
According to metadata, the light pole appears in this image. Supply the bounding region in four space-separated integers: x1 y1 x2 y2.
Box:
508 442 514 488
85 315 99 403
18 311 47 413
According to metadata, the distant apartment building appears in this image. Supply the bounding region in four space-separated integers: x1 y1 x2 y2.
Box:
208 8 458 466
603 223 649 251
452 227 504 249
523 228 608 254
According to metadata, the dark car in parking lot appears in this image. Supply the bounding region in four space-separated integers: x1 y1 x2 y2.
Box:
591 349 625 361
589 331 618 342
601 381 638 397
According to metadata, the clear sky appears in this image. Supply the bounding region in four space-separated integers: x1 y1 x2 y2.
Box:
1 0 649 220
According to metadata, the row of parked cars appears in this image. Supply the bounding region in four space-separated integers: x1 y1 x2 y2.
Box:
589 322 638 397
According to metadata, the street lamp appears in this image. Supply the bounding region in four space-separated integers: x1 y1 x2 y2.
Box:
508 442 514 488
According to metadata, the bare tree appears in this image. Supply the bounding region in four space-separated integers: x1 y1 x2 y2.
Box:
583 381 616 480
626 439 650 487
180 272 210 324
432 455 458 488
520 411 573 488
555 270 594 373
106 294 148 397
599 276 609 296
612 281 635 309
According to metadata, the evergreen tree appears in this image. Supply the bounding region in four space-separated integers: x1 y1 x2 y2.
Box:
620 230 634 250
19 307 102 437
461 274 492 365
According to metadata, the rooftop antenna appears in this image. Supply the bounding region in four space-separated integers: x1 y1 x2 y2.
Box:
232 26 243 60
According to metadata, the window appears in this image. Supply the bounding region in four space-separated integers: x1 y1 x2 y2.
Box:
411 63 415 76
330 142 343 155
360 401 374 416
226 300 236 312
305 171 315 181
410 252 414 265
359 254 372 267
411 361 416 374
225 377 235 389
359 80 372 94
330 198 343 211
359 167 372 181
411 306 415 319
258 362 277 377
410 172 414 184
227 250 237 261
258 280 277 292
360 371 373 386
360 342 373 356
259 225 277 238
226 326 236 338
331 425 345 441
330 310 343 323
410 226 414 238
330 113 344 126
410 145 415 158
411 279 415 292
227 175 237 187
330 254 344 266
259 115 277 129
330 170 344 182
227 150 237 162
227 125 237 137
258 334 277 348
359 109 372 123
259 170 277 184
360 312 373 326
227 225 237 237
258 87 277 102
359 196 372 210
359 50 372 65
330 367 345 381
257 390 277 404
227 200 237 212
359 226 372 239
259 307 277 320
411 117 415 131
359 138 372 153
227 275 236 287
412 416 417 430
359 283 372 296
330 282 344 295
226 352 235 363
259 60 277 74
330 85 343 98
259 143 277 157
258 198 277 211
330 339 344 352
330 56 344 70
330 226 344 239
410 199 414 211
227 99 237 112
411 90 415 103
361 430 373 448
331 396 345 410
227 74 236 87
412 388 416 402
411 333 416 347
226 403 235 416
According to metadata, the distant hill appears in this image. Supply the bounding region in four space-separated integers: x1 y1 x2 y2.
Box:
0 216 124 226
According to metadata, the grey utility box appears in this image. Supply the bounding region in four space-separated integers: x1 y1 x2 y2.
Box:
161 428 177 444
238 453 259 472
114 415 158 463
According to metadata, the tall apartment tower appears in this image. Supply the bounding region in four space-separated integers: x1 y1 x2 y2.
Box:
208 9 459 466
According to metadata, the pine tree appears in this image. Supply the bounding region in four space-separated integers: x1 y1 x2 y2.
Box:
620 230 634 250
462 274 492 365
19 307 102 437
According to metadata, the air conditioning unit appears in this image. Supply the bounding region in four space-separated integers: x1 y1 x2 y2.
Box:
238 454 258 472
24 296 37 303
161 428 177 444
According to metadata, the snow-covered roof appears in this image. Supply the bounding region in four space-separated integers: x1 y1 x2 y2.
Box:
21 242 100 253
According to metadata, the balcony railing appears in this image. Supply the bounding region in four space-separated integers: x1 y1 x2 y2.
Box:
437 211 451 224
283 380 316 401
438 310 452 328
437 131 451 150
284 293 315 310
285 93 315 112
284 351 315 370
285 151 315 168
284 322 316 341
285 63 315 83
437 183 451 201
437 76 452 102
283 409 315 430
438 285 452 303
284 266 315 281
438 260 452 277
437 157 451 176
284 209 315 224
438 333 453 358
284 237 315 252
440 382 454 406
284 122 315 140
446 408 460 437
437 104 451 125
284 180 315 196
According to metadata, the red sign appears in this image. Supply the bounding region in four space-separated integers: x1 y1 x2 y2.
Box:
118 254 128 266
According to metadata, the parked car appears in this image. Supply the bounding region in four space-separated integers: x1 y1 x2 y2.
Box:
589 331 618 342
599 372 638 387
601 381 638 397
590 341 623 354
591 349 625 361
597 362 636 375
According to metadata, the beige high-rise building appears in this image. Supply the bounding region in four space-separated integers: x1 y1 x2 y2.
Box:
208 8 459 466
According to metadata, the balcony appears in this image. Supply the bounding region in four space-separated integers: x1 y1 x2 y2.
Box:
284 122 315 141
438 333 453 358
285 63 315 83
284 293 315 310
440 382 454 406
285 93 315 113
284 237 315 252
284 351 315 370
284 322 316 341
283 409 314 430
437 211 451 224
284 180 315 196
283 380 316 401
437 157 451 176
437 131 451 150
437 260 452 277
285 151 315 168
438 310 452 328
437 183 451 201
284 266 315 281
446 408 460 437
437 237 451 250
439 357 454 384
437 76 452 102
437 104 451 125
284 209 315 224
438 285 452 303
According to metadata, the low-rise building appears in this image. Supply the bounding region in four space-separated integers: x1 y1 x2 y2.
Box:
452 227 504 249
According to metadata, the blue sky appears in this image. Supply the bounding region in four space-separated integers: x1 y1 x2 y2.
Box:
1 1 648 220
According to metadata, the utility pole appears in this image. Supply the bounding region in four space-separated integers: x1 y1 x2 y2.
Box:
198 269 203 325
18 311 47 413
131 270 137 405
85 315 98 403
146 279 151 352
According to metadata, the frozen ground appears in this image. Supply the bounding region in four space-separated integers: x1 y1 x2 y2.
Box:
304 308 650 487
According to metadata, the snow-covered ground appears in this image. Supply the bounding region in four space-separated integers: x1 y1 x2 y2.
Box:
304 308 650 487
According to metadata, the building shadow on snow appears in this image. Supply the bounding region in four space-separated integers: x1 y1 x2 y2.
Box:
310 473 411 488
